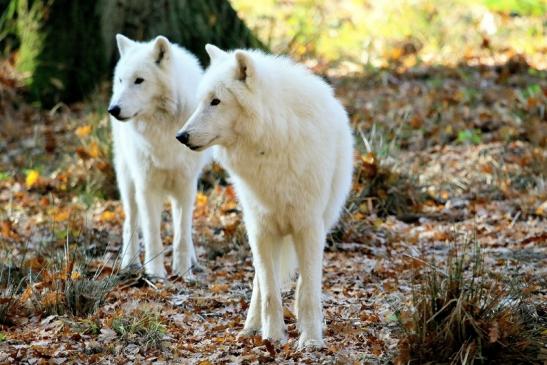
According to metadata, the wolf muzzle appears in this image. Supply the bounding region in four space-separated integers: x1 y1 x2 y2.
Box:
175 131 201 151
176 131 190 146
108 105 121 119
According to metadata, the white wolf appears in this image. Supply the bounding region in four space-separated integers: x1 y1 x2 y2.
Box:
176 45 353 348
108 34 210 278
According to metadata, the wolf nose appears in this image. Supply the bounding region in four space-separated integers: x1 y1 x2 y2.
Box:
108 105 121 118
176 131 189 145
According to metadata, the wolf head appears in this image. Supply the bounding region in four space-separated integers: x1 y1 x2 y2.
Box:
108 34 176 121
176 44 261 151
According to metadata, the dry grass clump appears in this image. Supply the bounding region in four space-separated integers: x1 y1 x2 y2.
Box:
111 309 167 350
332 125 425 243
396 232 546 364
30 246 117 317
358 125 424 216
0 251 31 324
0 265 25 324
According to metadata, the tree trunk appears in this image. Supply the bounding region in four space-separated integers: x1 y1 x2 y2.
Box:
14 0 105 106
6 0 263 107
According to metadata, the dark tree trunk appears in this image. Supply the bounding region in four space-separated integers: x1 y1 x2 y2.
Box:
14 0 106 106
100 0 264 68
4 0 263 106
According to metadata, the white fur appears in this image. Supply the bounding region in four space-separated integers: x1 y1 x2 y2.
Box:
177 45 354 348
109 34 210 278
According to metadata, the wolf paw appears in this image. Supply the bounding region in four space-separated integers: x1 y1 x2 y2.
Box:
191 261 205 273
144 261 167 279
172 267 194 279
119 263 142 275
172 259 194 279
263 335 288 346
297 336 325 350
237 326 260 340
121 254 141 270
262 326 288 345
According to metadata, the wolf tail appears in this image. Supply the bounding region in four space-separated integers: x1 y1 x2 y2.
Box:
279 236 298 290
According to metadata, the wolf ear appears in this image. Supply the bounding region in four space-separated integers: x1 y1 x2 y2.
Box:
234 50 253 83
153 36 170 65
116 34 135 56
205 44 227 63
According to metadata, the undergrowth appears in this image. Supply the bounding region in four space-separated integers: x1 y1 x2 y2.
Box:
0 264 25 324
332 125 425 243
0 228 119 320
396 231 546 364
30 245 117 317
112 308 167 350
355 125 425 217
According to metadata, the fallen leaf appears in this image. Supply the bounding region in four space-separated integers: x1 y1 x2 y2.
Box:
87 142 101 158
210 283 229 293
75 124 92 138
100 210 116 222
25 170 40 189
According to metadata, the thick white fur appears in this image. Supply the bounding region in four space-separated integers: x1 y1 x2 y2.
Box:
177 45 354 348
109 34 210 278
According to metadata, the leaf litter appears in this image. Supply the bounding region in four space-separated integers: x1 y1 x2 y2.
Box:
0 23 546 365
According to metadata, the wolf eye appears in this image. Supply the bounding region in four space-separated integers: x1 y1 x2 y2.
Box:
210 98 221 106
134 77 144 84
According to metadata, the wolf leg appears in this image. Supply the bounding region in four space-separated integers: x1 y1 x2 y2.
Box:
293 222 325 349
117 162 140 269
170 181 198 278
136 187 166 278
239 273 262 337
248 226 286 343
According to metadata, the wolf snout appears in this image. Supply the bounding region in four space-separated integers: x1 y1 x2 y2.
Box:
176 131 190 145
176 131 201 150
108 105 121 118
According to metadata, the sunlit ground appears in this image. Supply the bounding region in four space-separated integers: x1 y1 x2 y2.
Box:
0 1 545 363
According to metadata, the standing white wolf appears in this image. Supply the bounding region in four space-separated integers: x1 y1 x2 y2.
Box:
176 45 353 348
108 34 210 278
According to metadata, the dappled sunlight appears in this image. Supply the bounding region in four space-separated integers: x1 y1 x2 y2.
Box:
0 0 545 363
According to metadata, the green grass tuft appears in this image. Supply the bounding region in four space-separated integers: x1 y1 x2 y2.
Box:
112 309 167 350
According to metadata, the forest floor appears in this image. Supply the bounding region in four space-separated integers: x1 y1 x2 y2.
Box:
0 46 546 364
